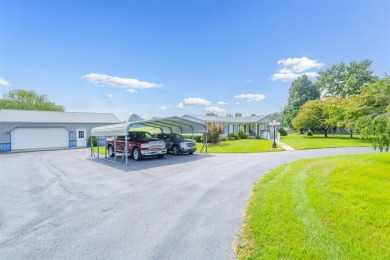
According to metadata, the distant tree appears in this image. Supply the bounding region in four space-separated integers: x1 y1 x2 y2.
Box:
235 113 242 117
282 75 320 128
206 112 217 116
0 89 65 111
292 99 335 138
128 113 144 122
269 112 283 123
250 114 256 116
348 78 390 151
316 59 376 98
226 113 233 117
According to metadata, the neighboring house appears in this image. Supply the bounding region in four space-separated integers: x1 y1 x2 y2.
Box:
183 114 279 140
0 109 120 152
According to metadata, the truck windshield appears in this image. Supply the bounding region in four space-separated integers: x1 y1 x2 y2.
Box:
129 132 153 139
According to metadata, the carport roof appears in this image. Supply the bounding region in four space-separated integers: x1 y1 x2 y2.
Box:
91 116 208 136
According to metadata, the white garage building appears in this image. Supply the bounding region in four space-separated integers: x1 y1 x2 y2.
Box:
0 109 120 152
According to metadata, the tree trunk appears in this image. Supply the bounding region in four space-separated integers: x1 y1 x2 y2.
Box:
350 129 353 139
324 128 328 138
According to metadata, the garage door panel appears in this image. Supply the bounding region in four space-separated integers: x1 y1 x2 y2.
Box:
11 128 69 150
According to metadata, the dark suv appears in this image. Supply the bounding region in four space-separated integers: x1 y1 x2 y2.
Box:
153 133 197 155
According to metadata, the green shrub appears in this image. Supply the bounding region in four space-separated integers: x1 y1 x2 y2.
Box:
204 123 224 143
183 135 202 142
255 135 261 139
228 133 240 140
87 136 97 147
307 130 313 136
278 127 288 136
238 131 248 139
228 136 236 141
220 136 228 142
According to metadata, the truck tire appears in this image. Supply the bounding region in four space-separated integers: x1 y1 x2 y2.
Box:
172 145 180 156
189 151 194 155
108 145 115 157
133 147 142 161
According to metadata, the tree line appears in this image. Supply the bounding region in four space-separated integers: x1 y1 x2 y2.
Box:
282 60 390 151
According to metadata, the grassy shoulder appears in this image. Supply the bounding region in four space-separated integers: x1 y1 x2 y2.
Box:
197 139 284 153
237 153 390 259
281 133 371 150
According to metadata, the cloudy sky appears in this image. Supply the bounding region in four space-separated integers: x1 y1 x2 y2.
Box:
0 0 389 121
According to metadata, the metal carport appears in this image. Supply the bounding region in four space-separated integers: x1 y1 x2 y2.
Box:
90 116 208 165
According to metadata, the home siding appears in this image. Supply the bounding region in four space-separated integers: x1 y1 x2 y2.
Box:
0 122 114 152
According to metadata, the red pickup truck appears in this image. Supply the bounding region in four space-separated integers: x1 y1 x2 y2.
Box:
106 131 167 161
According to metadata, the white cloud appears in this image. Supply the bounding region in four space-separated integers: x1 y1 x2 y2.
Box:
272 57 323 82
234 93 266 102
205 106 226 114
277 57 324 73
235 102 240 105
107 94 113 98
160 105 171 110
0 78 11 87
81 73 161 93
183 97 210 106
217 101 228 105
177 102 185 108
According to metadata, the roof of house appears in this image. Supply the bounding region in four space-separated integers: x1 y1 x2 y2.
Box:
0 109 121 124
183 114 273 124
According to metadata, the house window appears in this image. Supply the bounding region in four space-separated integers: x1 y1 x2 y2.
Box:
224 124 228 135
233 124 239 133
78 131 84 138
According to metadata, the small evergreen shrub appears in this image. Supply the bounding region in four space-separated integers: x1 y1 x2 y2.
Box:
255 135 261 139
220 136 228 142
228 133 240 140
307 130 313 136
278 127 288 136
87 136 97 147
238 131 248 139
228 136 236 141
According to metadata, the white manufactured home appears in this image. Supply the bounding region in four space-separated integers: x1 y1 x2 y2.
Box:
183 114 279 140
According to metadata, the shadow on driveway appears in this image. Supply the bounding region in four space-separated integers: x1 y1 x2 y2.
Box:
87 153 215 172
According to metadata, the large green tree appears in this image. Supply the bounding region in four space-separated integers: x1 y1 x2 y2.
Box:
128 113 144 122
0 89 65 111
292 98 342 138
283 75 320 128
348 78 390 151
316 59 376 98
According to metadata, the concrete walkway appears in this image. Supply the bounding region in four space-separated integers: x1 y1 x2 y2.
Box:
276 140 295 150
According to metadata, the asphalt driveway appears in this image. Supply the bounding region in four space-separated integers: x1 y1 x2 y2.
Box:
0 147 373 259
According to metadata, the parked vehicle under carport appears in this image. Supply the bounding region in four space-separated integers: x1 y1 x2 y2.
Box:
153 133 196 155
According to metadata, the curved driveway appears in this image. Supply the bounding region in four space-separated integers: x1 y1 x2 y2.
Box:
0 147 372 259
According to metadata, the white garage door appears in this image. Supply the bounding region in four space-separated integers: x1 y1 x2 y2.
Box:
11 128 69 150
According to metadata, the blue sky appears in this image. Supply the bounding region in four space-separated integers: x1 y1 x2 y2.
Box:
0 0 389 121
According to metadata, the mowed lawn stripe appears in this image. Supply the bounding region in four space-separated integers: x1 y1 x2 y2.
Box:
237 153 390 259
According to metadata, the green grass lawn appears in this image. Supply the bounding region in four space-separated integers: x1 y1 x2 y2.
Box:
281 133 371 150
196 139 284 153
237 153 390 259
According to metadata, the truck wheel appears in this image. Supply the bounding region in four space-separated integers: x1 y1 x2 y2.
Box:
108 145 115 157
133 147 142 161
172 145 180 155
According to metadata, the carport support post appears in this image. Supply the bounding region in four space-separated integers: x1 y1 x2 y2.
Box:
90 136 93 157
114 137 117 162
97 137 100 159
125 135 128 165
105 136 107 159
205 133 208 153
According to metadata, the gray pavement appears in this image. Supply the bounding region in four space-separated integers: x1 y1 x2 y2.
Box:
0 147 373 259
